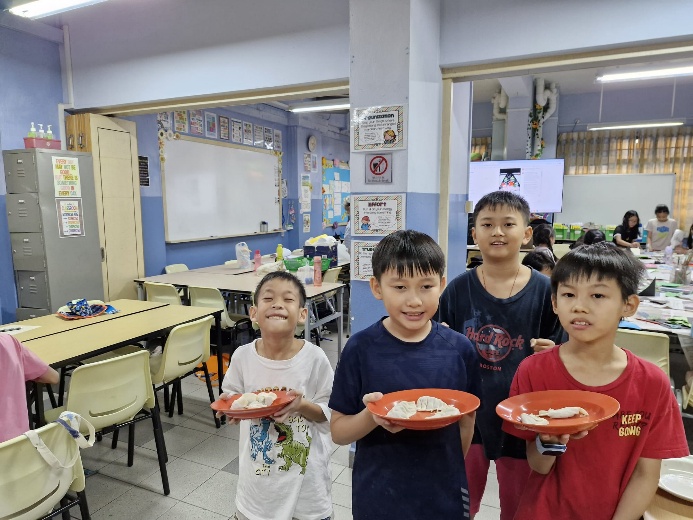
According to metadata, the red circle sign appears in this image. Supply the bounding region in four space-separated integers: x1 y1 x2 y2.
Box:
369 155 388 175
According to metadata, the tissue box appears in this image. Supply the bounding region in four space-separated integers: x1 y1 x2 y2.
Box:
24 137 61 149
304 244 337 267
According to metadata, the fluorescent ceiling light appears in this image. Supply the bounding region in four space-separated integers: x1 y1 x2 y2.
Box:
587 119 685 131
597 66 693 83
9 0 108 19
289 101 350 113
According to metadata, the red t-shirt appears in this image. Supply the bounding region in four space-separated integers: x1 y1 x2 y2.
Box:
503 346 689 520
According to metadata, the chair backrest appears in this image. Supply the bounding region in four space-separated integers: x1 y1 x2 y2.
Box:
65 350 155 431
0 422 85 520
225 259 239 267
615 329 670 376
323 267 342 284
165 263 188 274
553 243 571 259
144 281 182 305
189 286 236 328
152 316 214 384
682 381 693 411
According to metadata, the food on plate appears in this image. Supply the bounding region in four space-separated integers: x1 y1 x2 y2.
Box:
520 413 550 425
538 407 588 419
385 400 418 419
231 391 278 410
416 395 448 411
426 405 461 419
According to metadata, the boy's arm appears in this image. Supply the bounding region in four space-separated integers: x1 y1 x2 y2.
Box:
611 457 661 520
331 393 404 445
458 412 475 458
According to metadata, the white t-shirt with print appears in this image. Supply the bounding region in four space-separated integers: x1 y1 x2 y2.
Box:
221 340 334 520
645 217 677 251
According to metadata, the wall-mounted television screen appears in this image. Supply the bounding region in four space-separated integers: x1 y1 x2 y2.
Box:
468 159 565 213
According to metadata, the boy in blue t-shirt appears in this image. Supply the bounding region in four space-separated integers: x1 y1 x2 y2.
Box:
329 230 481 519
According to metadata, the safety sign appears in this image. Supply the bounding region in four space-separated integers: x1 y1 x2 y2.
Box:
365 153 392 183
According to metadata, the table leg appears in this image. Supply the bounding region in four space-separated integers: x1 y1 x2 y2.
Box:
35 382 45 427
136 282 144 300
215 312 224 396
304 304 314 348
337 286 344 360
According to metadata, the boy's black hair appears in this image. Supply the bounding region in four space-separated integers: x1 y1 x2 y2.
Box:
583 229 606 245
472 191 530 226
655 204 670 214
551 242 645 300
522 250 556 273
533 223 555 251
254 271 307 308
371 230 445 281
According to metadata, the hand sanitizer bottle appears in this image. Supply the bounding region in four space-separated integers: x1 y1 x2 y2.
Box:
28 122 36 137
313 255 322 287
46 125 53 140
37 124 44 138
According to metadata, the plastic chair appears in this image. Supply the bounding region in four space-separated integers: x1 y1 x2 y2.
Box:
45 350 170 495
681 381 693 420
144 281 182 305
164 263 188 274
0 422 90 520
553 243 571 259
148 316 220 427
310 267 342 325
615 329 670 377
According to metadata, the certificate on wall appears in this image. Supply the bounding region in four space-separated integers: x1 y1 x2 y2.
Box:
243 121 253 145
274 129 282 151
352 105 406 151
352 194 405 236
231 119 243 143
264 127 274 149
219 116 229 140
353 240 378 280
174 111 188 133
253 124 264 147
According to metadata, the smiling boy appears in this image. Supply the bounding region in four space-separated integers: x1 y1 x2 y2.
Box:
504 243 689 520
329 230 480 519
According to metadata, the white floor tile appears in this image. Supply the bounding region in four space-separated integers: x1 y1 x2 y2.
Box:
182 471 239 516
80 438 127 471
330 444 351 466
80 473 133 513
331 462 347 482
335 466 352 486
91 486 177 519
331 482 352 509
163 501 228 520
475 504 501 520
99 445 169 486
142 425 212 457
332 503 353 520
179 433 239 469
138 457 218 500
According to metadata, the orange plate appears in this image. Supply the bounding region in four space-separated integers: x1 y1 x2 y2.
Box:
496 390 620 435
367 388 480 431
210 390 296 419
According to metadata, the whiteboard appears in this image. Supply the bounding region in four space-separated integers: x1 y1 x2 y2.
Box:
162 136 281 242
554 173 675 226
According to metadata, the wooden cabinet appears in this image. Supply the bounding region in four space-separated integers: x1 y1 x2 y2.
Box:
65 114 144 299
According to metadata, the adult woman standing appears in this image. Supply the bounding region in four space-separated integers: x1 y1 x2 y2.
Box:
613 210 641 250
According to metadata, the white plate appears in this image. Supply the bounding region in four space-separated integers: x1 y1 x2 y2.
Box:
659 457 693 502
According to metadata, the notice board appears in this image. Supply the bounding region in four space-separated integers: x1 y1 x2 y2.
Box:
162 135 281 242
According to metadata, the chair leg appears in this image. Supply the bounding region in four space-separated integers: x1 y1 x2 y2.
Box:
77 490 91 520
60 497 71 520
58 368 68 406
168 384 177 418
163 384 170 413
127 423 136 467
176 380 184 416
202 364 221 428
150 403 170 495
111 428 119 449
46 385 58 409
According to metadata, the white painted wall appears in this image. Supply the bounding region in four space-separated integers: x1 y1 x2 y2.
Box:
54 0 349 109
440 0 693 68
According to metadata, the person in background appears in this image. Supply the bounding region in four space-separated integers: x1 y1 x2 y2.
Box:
532 223 557 262
0 333 59 443
673 223 693 254
645 204 677 251
505 243 689 519
613 210 641 250
583 229 606 245
521 250 555 276
343 197 351 252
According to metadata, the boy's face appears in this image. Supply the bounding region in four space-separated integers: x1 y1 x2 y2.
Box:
370 268 445 341
472 206 532 260
552 276 638 346
250 279 307 335
656 211 669 222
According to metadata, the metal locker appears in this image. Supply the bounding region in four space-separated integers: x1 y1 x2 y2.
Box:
6 193 42 232
4 151 39 193
16 270 50 309
15 308 50 320
10 233 46 271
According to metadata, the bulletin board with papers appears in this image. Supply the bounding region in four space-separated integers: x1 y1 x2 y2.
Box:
322 164 351 228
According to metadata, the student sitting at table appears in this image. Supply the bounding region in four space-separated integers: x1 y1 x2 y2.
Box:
504 243 689 520
613 210 642 250
521 250 555 276
217 271 334 520
645 204 677 251
673 223 693 254
0 333 59 443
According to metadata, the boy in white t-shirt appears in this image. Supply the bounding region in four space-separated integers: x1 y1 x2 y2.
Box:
218 271 334 520
645 204 677 251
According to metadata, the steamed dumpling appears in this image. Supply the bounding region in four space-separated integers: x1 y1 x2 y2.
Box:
231 391 278 410
231 392 259 410
386 400 418 419
256 392 277 406
416 396 448 412
520 413 550 425
538 407 588 419
426 404 461 419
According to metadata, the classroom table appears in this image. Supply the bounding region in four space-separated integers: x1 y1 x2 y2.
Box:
644 488 693 519
191 258 350 275
134 271 346 387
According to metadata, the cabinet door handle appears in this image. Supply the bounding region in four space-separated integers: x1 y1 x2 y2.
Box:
100 247 105 261
78 133 84 148
68 135 74 149
16 159 23 164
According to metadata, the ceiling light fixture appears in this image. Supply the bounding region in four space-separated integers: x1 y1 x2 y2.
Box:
587 119 685 131
288 101 350 113
596 66 693 83
9 0 108 19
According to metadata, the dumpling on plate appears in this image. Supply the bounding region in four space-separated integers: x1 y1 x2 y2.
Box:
256 392 277 406
538 407 588 419
231 392 259 410
426 404 461 419
386 400 417 419
520 413 549 425
416 395 447 412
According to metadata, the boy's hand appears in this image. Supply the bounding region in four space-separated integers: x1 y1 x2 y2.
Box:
530 338 555 353
272 389 304 423
539 428 591 445
363 392 404 434
214 392 241 425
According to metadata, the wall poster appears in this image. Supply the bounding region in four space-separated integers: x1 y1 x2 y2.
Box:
56 199 85 238
352 194 405 236
52 156 81 197
352 105 406 151
353 240 377 280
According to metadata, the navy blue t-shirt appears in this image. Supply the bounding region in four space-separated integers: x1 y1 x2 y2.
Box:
438 268 564 460
329 319 480 520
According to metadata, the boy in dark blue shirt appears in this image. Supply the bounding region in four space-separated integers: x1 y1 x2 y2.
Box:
329 230 481 519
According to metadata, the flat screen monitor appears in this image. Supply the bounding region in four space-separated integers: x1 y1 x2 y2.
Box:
468 159 564 213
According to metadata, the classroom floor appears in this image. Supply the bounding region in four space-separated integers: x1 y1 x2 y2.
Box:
62 331 693 520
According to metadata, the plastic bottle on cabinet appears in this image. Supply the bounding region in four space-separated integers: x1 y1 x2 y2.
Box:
254 250 262 271
46 125 53 140
28 122 36 137
37 124 44 138
313 255 322 287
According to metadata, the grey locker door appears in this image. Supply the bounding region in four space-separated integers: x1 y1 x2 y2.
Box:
10 233 46 271
3 151 39 193
6 193 42 232
16 270 49 309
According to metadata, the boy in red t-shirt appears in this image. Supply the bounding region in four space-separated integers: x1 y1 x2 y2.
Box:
504 243 689 520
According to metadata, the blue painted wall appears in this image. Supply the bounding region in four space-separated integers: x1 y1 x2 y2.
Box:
0 26 63 323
